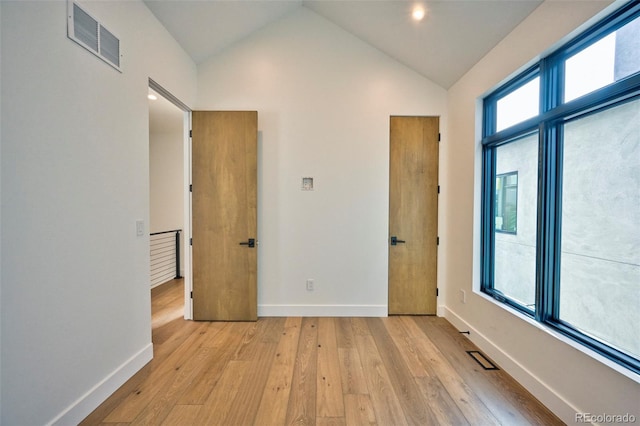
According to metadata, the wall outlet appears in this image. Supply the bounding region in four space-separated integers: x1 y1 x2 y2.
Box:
306 279 314 291
460 289 466 304
136 220 144 237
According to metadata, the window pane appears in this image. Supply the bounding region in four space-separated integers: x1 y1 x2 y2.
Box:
496 77 540 131
565 15 640 102
496 172 518 233
494 134 538 308
560 98 640 359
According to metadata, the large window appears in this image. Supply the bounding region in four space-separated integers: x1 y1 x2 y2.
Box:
481 3 640 373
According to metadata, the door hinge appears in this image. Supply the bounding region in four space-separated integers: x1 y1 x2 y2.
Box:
189 129 193 138
436 288 439 297
438 133 441 142
189 184 192 192
438 185 440 194
190 238 193 246
437 237 440 245
190 291 193 299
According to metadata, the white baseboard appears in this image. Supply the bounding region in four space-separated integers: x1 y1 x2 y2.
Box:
442 306 580 424
258 304 387 317
49 343 153 426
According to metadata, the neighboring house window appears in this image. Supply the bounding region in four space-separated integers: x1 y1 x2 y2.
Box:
495 172 518 234
481 2 640 374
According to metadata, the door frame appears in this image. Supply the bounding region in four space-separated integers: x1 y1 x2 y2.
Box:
148 78 193 319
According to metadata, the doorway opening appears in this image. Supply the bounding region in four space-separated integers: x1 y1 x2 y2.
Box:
148 79 192 319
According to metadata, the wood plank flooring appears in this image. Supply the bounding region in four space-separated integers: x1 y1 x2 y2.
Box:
81 279 563 425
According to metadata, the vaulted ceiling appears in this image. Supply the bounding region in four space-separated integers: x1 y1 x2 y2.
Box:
144 0 543 89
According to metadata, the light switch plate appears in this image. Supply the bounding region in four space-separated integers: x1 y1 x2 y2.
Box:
136 220 144 236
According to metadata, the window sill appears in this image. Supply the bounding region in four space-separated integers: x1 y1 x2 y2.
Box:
476 290 640 384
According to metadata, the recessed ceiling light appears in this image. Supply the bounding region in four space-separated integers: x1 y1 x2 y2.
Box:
148 93 158 101
412 6 426 21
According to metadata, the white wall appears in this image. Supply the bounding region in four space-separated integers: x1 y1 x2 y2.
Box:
150 122 185 280
197 7 447 317
0 1 196 424
444 0 640 424
150 132 184 235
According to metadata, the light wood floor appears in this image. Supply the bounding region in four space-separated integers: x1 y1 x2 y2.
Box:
81 279 563 425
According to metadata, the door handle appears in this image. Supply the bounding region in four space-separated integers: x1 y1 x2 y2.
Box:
239 238 256 248
390 236 405 245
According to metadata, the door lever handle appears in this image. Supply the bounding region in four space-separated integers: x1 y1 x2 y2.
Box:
390 236 405 245
239 238 256 248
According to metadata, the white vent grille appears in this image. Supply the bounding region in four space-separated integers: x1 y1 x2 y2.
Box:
68 1 122 72
100 26 120 67
72 3 98 51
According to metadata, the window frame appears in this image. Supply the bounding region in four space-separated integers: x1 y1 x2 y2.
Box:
481 1 640 374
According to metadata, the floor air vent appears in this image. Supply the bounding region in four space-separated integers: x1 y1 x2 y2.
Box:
467 350 499 370
67 1 122 71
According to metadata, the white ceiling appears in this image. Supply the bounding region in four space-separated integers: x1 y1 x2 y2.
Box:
144 0 542 89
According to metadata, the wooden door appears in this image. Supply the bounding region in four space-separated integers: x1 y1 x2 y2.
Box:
388 116 439 315
192 111 258 321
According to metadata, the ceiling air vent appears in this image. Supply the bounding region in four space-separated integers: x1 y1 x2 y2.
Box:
67 1 122 72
